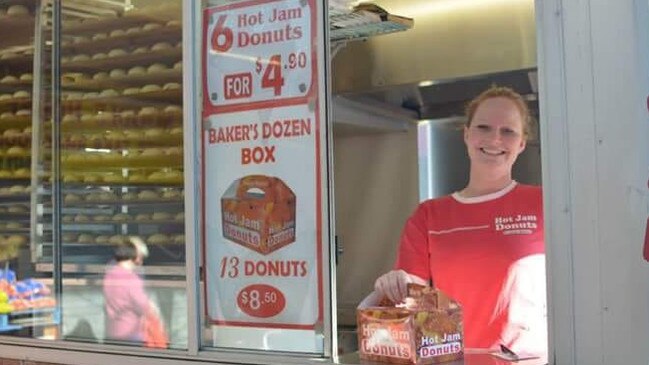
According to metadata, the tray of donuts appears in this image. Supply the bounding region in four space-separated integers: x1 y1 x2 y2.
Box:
62 188 184 206
59 105 182 131
60 233 185 246
60 22 181 55
61 130 183 149
61 211 184 225
60 148 183 169
59 169 184 187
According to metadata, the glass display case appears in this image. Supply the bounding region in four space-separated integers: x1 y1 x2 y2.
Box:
31 0 186 276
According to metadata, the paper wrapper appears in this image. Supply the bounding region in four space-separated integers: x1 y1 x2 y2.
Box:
221 175 296 255
357 286 463 364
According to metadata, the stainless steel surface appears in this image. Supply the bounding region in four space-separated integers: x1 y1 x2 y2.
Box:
329 0 537 130
333 67 538 128
183 0 200 356
332 0 536 94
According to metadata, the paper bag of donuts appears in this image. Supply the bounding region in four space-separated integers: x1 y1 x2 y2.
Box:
356 285 463 364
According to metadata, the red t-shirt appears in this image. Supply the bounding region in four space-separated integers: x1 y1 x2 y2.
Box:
395 182 546 352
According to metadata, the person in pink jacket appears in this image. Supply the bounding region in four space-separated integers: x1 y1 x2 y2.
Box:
103 237 158 343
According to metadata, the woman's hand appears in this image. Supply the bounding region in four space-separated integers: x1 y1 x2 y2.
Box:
374 269 428 303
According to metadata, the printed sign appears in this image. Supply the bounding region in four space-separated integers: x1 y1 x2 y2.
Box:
203 0 314 114
202 0 323 330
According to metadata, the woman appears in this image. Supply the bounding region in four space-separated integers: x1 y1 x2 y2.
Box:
374 86 547 354
103 236 160 344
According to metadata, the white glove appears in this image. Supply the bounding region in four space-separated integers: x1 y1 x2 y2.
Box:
374 269 428 304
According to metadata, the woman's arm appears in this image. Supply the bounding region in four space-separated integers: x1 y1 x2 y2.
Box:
374 204 432 303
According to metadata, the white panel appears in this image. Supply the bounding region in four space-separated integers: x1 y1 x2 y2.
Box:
538 0 649 364
535 0 579 363
590 0 649 364
558 1 602 363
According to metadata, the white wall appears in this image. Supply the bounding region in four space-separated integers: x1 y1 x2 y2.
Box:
538 0 649 364
333 127 419 326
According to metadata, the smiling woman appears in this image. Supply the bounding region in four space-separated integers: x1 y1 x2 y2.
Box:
372 86 547 355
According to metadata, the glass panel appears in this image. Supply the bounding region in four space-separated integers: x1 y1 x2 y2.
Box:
0 0 57 340
199 0 329 355
0 0 188 348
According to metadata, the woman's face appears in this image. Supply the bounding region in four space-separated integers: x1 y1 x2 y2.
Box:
464 97 526 173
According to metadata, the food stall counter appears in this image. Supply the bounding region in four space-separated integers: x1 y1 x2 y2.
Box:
338 350 547 365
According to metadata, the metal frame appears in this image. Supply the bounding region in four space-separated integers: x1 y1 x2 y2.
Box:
534 0 574 363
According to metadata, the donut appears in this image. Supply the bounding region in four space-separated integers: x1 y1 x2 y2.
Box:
109 68 126 78
132 46 149 54
107 48 127 58
138 190 158 200
127 66 146 76
143 23 162 31
151 212 172 221
95 235 110 244
140 84 161 93
135 213 150 221
13 90 29 98
0 75 18 84
109 29 126 37
71 54 90 62
147 233 169 244
151 42 172 51
100 89 119 97
163 82 181 90
122 87 140 95
92 72 109 80
7 5 29 16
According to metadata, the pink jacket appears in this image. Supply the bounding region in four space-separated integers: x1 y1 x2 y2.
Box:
103 264 149 341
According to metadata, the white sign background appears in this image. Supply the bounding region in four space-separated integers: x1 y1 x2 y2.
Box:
203 104 319 327
203 0 313 113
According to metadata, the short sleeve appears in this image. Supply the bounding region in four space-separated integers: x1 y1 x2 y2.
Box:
394 203 431 281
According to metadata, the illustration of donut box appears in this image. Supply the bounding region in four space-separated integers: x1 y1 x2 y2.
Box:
221 175 296 255
357 285 464 364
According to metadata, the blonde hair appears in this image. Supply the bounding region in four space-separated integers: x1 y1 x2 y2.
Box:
129 236 149 258
465 85 532 139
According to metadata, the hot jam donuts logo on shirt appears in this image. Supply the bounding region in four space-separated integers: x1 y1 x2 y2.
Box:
494 214 538 235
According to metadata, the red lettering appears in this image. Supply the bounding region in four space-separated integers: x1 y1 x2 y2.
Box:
243 260 307 277
244 260 255 275
241 146 275 165
241 148 251 164
262 119 311 139
224 73 252 99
